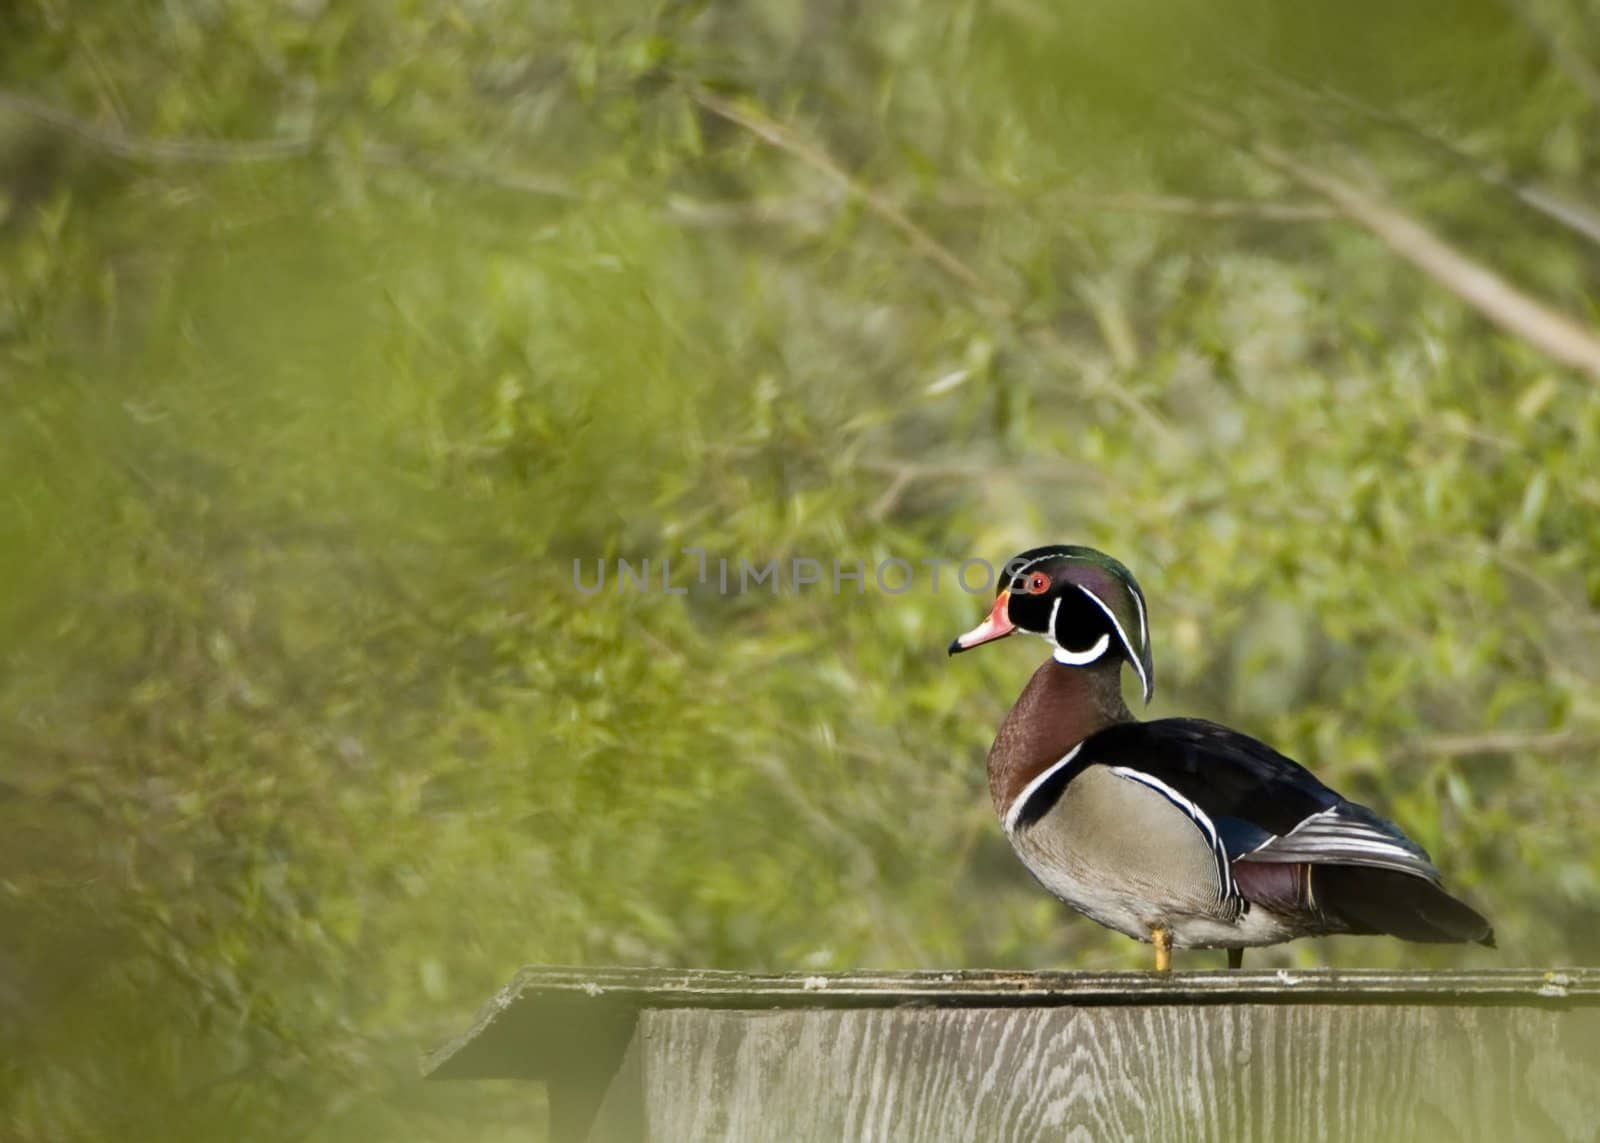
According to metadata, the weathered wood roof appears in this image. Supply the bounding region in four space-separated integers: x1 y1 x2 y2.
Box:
426 964 1600 1082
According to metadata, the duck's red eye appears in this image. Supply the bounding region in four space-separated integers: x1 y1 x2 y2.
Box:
1027 572 1051 594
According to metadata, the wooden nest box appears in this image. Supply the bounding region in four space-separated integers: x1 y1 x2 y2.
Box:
426 965 1600 1141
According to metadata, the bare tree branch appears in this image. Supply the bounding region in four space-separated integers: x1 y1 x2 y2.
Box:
0 89 313 163
936 186 1335 221
356 142 578 200
669 188 1332 228
1195 109 1600 380
1395 728 1600 760
853 456 1108 520
689 88 999 300
665 192 844 228
0 89 579 199
689 88 1188 447
1503 0 1600 116
1261 75 1600 248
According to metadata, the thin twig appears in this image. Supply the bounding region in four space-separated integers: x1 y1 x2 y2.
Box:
0 89 579 198
936 186 1335 221
1503 0 1600 116
1263 75 1600 249
1193 108 1600 380
852 457 1103 480
868 466 918 521
1049 190 1333 221
665 192 844 228
0 89 313 163
746 751 930 964
356 142 578 200
1394 729 1600 760
669 188 1332 229
853 456 1109 520
689 88 998 300
689 89 1184 446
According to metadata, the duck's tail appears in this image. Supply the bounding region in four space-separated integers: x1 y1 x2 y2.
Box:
1316 866 1495 947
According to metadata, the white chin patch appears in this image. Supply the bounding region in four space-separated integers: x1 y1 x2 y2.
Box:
1052 631 1110 665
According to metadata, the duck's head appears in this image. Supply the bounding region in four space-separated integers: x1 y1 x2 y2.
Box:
948 544 1155 703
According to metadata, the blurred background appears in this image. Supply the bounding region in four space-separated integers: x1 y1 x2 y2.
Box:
5 0 1600 1138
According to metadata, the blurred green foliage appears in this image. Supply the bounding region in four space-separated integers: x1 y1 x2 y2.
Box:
3 0 1600 1138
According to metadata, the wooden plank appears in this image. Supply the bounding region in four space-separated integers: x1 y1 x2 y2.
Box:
425 966 1600 1081
637 1004 1600 1143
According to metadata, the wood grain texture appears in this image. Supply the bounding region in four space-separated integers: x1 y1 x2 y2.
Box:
426 965 1600 1080
635 1005 1600 1143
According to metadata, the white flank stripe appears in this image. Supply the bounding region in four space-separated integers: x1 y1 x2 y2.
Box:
1076 584 1151 701
1005 743 1084 834
1109 766 1237 902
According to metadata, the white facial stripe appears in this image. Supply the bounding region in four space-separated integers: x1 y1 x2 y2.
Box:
1052 632 1110 665
1005 742 1083 834
1075 584 1150 700
1004 553 1055 588
1109 766 1237 902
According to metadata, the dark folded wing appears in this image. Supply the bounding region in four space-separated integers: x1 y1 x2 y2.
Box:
1080 717 1441 883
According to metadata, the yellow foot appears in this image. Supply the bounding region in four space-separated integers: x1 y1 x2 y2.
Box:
1153 926 1172 973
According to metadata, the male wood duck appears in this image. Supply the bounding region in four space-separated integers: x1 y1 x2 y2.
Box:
950 544 1493 971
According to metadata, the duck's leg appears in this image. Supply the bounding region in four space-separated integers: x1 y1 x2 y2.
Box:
1152 926 1172 973
1227 948 1244 970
